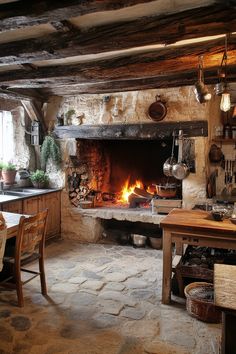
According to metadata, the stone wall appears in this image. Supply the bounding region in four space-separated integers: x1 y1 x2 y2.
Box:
47 85 222 241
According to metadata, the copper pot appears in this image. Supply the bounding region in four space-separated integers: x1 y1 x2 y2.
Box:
148 95 167 122
154 183 177 198
209 144 223 163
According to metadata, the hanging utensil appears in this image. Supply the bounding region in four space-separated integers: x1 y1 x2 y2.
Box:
172 130 190 180
194 56 212 104
163 132 176 177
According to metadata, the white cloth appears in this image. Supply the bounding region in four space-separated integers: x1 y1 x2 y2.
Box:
0 229 7 272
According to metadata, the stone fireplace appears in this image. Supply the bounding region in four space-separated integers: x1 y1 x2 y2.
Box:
49 86 220 242
56 120 208 243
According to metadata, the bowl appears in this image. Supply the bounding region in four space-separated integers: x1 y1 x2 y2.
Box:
131 234 147 247
230 217 236 225
211 211 224 221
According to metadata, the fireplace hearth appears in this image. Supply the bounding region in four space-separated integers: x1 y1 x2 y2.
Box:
67 138 183 207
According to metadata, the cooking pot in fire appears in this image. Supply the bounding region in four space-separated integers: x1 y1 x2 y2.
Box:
153 183 177 198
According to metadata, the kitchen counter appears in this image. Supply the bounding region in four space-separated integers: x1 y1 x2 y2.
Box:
0 187 62 204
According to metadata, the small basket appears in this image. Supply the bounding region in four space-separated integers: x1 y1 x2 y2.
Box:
184 282 221 323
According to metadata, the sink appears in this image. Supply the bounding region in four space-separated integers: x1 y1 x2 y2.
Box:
3 191 30 197
11 188 48 193
0 188 53 198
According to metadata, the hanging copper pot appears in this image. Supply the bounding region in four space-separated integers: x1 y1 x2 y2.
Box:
209 144 223 163
148 95 167 122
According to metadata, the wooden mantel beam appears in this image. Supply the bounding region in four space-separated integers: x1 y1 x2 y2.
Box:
0 37 236 88
0 0 154 32
0 4 235 65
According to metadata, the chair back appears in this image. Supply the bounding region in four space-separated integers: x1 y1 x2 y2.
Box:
15 209 48 263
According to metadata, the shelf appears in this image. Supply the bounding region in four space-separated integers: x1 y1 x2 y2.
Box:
212 138 236 144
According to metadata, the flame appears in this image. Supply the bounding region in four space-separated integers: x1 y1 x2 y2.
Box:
119 178 144 203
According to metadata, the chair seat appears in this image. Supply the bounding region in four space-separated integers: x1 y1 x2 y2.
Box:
0 209 48 307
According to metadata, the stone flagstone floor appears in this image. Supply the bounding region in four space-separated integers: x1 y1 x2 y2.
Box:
0 239 221 354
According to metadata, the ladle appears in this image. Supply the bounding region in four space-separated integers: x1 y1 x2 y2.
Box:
163 132 176 177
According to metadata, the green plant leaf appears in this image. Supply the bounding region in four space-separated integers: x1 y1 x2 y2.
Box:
41 135 61 170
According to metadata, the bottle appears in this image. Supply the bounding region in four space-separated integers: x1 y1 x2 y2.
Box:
231 202 236 219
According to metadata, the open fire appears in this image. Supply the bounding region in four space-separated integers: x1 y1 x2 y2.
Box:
118 178 146 203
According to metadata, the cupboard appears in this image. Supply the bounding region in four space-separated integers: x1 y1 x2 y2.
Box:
1 191 61 240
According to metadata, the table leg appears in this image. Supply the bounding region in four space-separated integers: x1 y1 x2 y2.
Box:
162 229 172 304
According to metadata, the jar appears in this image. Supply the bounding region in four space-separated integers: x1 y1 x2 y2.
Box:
232 125 236 139
224 124 231 139
57 115 64 126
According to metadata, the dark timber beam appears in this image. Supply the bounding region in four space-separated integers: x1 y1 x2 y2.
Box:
54 121 208 140
0 5 235 65
39 67 236 95
0 0 154 32
0 38 235 87
0 87 45 102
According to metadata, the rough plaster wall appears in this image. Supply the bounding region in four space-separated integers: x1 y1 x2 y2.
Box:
60 86 211 125
48 85 222 242
11 106 31 170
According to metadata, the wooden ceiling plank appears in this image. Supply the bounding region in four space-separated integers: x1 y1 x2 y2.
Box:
0 0 154 32
0 5 235 65
0 36 235 86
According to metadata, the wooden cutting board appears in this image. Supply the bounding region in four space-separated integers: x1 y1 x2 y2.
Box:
214 264 236 311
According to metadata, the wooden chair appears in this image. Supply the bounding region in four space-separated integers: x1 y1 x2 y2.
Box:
0 209 48 307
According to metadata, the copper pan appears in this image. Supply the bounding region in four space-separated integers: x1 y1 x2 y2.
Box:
148 95 167 122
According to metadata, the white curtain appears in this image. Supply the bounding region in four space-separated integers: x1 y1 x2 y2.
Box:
0 111 14 163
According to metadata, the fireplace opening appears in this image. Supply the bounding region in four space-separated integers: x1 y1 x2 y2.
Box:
68 138 182 208
103 139 178 193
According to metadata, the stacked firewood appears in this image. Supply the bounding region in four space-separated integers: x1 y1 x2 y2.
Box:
68 167 91 207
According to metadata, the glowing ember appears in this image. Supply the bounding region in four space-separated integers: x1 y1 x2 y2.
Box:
119 178 144 203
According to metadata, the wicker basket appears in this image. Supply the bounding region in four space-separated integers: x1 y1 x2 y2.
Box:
184 282 221 323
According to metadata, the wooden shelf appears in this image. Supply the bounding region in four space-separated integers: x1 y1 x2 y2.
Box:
212 138 236 144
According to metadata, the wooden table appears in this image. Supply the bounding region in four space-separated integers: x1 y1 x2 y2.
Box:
214 264 236 354
3 211 26 239
160 208 236 305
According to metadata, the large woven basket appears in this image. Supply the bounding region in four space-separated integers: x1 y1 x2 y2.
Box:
184 282 221 323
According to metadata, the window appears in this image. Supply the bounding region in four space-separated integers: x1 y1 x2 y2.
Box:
0 111 14 163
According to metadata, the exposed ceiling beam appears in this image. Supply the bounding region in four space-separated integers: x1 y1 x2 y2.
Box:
0 37 235 87
0 87 46 101
0 4 235 66
41 67 236 95
0 0 154 32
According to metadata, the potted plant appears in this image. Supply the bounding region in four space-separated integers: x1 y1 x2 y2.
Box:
30 170 49 188
2 163 17 185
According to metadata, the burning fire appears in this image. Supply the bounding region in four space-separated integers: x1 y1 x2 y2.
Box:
119 178 144 203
